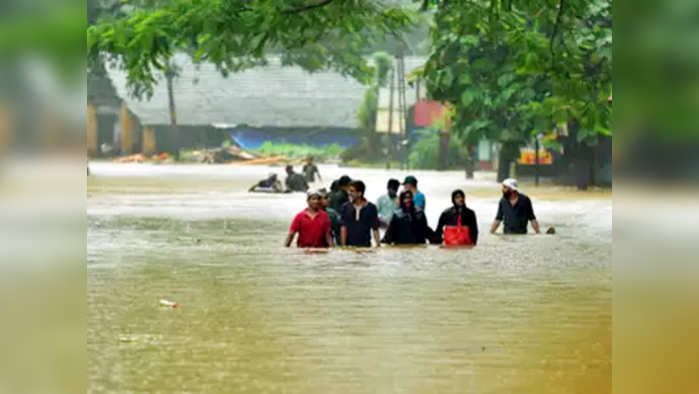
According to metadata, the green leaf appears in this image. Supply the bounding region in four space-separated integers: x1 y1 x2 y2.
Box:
497 73 514 87
461 90 475 106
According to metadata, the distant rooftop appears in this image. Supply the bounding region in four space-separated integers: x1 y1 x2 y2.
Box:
107 54 427 129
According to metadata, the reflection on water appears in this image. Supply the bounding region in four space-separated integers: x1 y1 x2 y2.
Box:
88 163 611 393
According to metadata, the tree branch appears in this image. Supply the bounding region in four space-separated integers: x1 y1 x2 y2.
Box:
282 0 335 14
550 0 566 67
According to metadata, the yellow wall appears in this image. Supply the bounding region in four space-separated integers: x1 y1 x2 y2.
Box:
142 127 157 155
120 103 137 154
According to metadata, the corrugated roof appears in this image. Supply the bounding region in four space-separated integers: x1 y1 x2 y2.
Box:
107 54 427 128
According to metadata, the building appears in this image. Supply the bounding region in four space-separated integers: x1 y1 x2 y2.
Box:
88 54 374 157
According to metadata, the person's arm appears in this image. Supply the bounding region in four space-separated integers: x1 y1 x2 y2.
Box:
434 212 446 242
323 217 334 247
491 201 503 234
370 205 380 247
489 220 501 234
315 166 322 183
527 198 540 234
469 211 479 245
340 226 347 246
420 213 436 244
285 231 296 247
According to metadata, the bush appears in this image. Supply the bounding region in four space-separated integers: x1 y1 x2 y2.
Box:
250 142 343 161
408 129 470 170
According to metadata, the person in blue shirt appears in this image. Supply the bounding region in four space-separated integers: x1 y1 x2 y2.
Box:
402 175 425 211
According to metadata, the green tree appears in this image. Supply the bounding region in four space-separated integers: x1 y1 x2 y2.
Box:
88 0 415 98
350 51 394 161
418 0 611 187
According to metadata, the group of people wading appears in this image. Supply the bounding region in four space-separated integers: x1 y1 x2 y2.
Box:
284 174 541 248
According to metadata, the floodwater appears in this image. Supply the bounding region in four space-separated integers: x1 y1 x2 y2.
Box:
87 162 611 393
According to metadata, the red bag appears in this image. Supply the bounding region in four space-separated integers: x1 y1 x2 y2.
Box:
443 215 472 246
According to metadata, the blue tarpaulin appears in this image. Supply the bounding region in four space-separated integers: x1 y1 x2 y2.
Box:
227 127 359 149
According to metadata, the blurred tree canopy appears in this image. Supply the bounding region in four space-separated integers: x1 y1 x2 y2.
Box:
88 0 416 98
417 0 612 181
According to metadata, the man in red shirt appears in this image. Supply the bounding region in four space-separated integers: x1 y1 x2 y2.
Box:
285 190 334 248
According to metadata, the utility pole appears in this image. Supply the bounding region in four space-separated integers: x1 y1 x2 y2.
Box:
534 134 539 186
397 54 408 170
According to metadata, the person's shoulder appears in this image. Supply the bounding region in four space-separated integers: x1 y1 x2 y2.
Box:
441 206 454 215
519 193 532 202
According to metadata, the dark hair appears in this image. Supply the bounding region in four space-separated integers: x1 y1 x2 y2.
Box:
451 189 465 204
387 178 400 190
399 190 414 212
338 175 352 187
349 180 365 194
330 180 339 192
285 165 293 172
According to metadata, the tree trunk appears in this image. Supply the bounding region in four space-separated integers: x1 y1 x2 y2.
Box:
166 71 179 161
438 131 450 171
497 142 519 182
465 145 475 179
568 121 590 190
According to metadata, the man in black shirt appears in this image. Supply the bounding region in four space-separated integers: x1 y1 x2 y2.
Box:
285 165 309 192
490 178 540 234
340 180 381 247
329 175 352 212
434 189 479 244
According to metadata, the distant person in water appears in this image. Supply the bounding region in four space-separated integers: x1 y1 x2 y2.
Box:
248 172 283 192
302 156 322 184
285 165 309 192
285 190 333 248
490 178 541 234
381 190 435 245
329 175 352 211
433 189 479 245
401 175 425 211
340 180 380 247
377 178 400 228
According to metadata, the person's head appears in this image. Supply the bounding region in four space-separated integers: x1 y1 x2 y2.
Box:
402 175 418 192
306 190 322 210
330 180 339 193
399 189 414 212
285 165 294 174
451 189 465 208
387 178 400 198
268 172 277 181
318 189 330 208
306 156 314 164
338 175 352 191
502 178 519 198
348 180 365 202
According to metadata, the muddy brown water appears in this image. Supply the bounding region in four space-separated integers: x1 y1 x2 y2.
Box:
88 162 611 393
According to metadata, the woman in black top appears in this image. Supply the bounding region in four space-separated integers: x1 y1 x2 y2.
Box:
433 189 479 245
381 190 435 245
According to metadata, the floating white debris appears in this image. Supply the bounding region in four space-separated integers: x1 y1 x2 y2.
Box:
159 299 179 309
